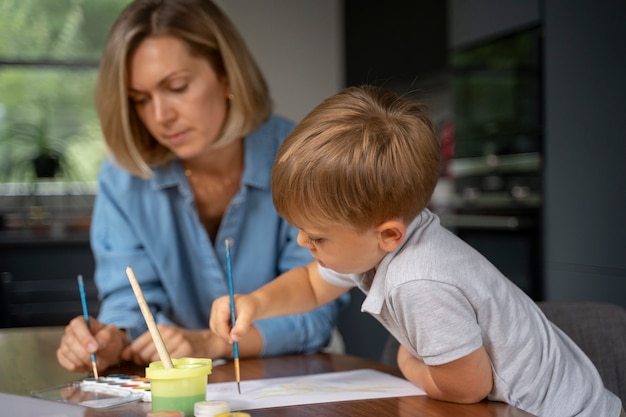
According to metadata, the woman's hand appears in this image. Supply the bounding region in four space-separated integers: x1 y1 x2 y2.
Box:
120 324 239 365
56 315 128 373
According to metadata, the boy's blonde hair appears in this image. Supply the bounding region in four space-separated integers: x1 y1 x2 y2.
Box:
96 0 271 178
272 85 441 231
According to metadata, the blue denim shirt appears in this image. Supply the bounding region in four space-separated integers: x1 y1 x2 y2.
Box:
90 115 348 356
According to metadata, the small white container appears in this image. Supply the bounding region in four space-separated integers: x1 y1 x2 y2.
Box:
147 411 185 417
194 400 231 417
214 413 251 417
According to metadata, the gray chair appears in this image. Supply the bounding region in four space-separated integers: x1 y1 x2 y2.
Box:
537 301 626 404
380 301 626 404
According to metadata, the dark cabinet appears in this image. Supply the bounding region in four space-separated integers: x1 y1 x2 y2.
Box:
0 232 98 328
448 27 544 301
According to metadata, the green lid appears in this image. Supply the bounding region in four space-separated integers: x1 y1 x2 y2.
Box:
146 357 212 380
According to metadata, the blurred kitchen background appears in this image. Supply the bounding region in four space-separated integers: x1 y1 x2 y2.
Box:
0 0 624 361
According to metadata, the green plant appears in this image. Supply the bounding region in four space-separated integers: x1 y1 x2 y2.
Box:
0 117 74 181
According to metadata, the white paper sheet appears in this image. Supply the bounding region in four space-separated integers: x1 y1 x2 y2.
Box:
205 368 425 411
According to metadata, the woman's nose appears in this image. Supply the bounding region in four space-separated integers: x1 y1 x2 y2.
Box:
153 96 175 124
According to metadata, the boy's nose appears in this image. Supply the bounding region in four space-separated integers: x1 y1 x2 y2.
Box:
296 230 312 249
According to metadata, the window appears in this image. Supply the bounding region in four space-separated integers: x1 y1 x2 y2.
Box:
0 0 131 184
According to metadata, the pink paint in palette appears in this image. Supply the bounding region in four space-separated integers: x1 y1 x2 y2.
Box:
81 374 152 402
31 375 149 409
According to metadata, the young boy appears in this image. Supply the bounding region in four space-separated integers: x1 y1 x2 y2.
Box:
210 85 623 417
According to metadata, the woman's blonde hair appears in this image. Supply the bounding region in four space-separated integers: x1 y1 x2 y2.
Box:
272 85 441 231
97 0 271 177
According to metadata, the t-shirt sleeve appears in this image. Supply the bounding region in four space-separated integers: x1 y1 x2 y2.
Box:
388 280 483 366
317 264 359 287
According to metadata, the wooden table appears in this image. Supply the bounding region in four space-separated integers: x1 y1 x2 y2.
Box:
0 327 535 416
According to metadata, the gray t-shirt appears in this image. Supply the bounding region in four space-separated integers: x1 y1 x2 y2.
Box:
320 209 622 417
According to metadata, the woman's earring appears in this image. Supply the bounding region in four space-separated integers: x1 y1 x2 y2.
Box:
227 93 235 100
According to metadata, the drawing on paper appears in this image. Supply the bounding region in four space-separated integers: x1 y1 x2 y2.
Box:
252 381 393 399
205 369 426 411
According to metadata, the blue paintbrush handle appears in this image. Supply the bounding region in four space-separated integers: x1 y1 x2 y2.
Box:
225 239 239 359
78 275 98 372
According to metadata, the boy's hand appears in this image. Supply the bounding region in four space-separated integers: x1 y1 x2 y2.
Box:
210 294 258 343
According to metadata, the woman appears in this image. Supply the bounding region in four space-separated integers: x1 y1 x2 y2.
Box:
56 0 347 373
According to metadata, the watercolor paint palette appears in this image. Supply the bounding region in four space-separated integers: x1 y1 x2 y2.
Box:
31 374 151 409
82 374 152 402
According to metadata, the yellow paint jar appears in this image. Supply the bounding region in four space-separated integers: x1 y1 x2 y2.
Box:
146 358 212 417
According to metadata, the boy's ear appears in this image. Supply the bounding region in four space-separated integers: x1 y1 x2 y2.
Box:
375 220 406 253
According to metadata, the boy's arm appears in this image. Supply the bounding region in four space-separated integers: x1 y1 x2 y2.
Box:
210 261 349 343
397 344 493 404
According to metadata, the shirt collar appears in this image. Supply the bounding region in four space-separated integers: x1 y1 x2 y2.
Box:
151 160 183 190
242 122 275 191
361 210 432 315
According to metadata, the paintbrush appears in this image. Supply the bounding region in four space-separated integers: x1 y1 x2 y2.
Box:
77 275 99 379
225 238 241 394
125 266 174 368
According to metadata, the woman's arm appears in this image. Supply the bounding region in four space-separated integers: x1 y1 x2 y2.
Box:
91 162 172 341
252 293 350 355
